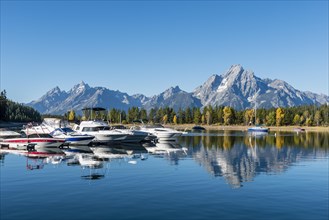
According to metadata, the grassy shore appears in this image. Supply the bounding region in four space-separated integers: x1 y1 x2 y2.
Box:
163 124 329 132
1 121 328 132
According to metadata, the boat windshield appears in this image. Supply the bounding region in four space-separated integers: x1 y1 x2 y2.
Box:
82 126 110 132
28 133 53 138
110 125 126 130
61 128 74 133
145 124 164 128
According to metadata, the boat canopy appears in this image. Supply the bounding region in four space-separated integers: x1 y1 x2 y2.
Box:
82 107 107 120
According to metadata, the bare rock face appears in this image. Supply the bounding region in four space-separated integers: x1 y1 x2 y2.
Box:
26 65 329 114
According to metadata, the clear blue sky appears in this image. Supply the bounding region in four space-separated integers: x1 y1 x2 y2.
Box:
1 0 328 103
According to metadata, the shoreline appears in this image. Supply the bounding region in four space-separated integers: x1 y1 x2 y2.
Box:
164 124 329 132
1 121 328 132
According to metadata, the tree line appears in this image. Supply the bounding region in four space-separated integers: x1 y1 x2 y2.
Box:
0 90 42 122
66 104 329 127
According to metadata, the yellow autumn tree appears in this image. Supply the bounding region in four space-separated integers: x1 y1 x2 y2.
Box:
68 110 75 121
244 109 254 125
276 107 284 126
223 106 233 125
173 115 177 124
162 114 168 124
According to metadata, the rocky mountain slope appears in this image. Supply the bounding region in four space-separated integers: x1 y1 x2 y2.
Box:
26 65 329 114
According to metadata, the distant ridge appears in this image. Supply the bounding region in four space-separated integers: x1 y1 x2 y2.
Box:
26 64 329 114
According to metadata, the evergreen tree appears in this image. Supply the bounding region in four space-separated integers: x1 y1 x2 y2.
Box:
148 108 156 123
140 108 147 121
193 107 201 124
314 110 321 126
266 111 276 126
185 107 192 124
0 90 8 121
177 108 185 124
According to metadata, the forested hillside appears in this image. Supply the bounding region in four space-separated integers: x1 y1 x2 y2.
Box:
0 90 41 122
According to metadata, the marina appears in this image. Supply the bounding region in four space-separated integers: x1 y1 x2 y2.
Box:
1 130 328 220
2 1 328 220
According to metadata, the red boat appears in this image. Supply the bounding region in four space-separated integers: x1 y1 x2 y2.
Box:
1 133 65 150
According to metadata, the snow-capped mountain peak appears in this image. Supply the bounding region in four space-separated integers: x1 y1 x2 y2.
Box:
26 65 329 114
223 64 244 78
163 86 182 99
71 81 90 94
46 86 62 95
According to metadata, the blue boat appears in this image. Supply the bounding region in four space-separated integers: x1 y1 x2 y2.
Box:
247 126 269 133
50 128 95 145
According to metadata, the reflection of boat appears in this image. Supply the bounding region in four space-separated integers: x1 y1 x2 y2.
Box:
81 173 105 180
64 145 93 154
91 146 128 159
78 153 107 180
26 157 45 170
145 141 187 155
26 146 65 158
294 127 306 133
50 128 95 145
78 154 103 168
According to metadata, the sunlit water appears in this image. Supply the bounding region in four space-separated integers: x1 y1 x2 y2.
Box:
1 130 328 220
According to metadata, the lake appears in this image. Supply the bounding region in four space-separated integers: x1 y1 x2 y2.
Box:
1 130 328 220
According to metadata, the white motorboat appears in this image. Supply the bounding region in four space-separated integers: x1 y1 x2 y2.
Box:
1 133 65 150
109 125 149 143
0 128 22 148
133 122 183 141
74 120 127 143
0 128 21 141
50 127 95 145
247 126 269 133
21 118 70 134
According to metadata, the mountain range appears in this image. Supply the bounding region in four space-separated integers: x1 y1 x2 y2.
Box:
26 64 329 115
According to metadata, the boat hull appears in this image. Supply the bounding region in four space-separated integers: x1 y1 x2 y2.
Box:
93 133 127 143
248 126 269 132
1 138 65 150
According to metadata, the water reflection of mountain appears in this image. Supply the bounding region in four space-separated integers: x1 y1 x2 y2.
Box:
1 131 328 186
179 131 329 188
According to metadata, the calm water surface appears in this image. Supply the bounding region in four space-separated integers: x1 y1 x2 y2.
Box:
1 130 328 220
